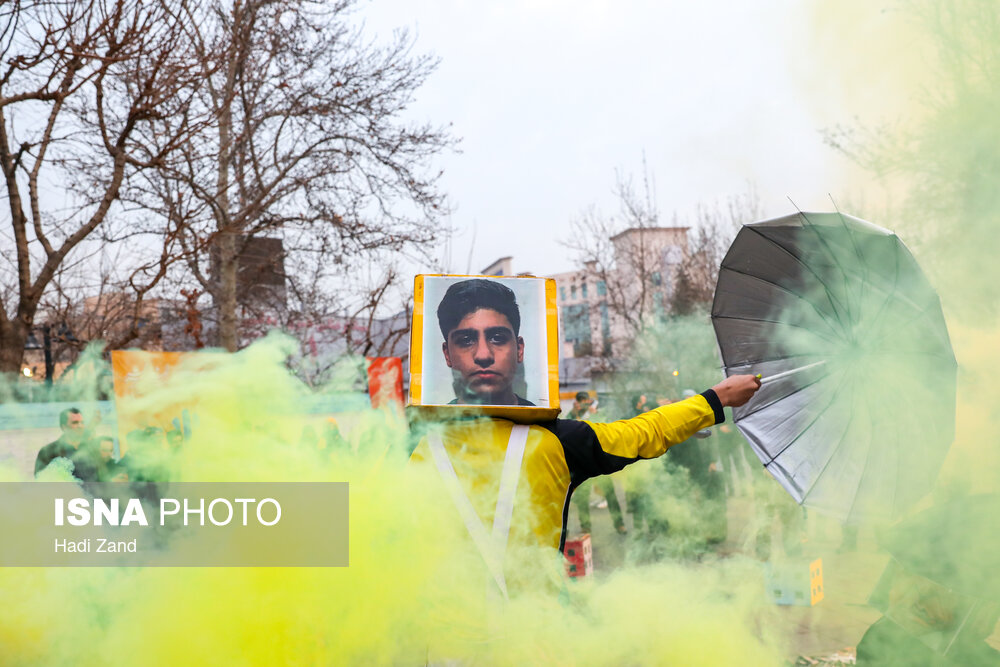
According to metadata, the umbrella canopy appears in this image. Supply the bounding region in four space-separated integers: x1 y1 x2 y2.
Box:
712 211 956 524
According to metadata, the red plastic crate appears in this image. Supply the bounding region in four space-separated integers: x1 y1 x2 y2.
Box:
563 534 593 578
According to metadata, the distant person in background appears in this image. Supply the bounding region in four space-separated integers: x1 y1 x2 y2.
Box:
566 391 596 421
121 426 171 483
34 407 99 481
567 392 627 535
663 389 727 545
93 436 128 482
624 393 656 533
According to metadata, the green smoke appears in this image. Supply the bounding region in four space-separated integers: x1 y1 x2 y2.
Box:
0 334 785 665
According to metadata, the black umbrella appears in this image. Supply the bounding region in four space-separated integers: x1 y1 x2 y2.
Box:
712 211 956 523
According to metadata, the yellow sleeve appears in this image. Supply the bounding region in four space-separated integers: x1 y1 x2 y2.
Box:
585 394 719 460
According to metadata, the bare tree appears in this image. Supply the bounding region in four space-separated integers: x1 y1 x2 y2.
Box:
669 189 761 314
565 162 760 359
0 0 204 375
823 1 1000 321
123 0 454 352
41 222 208 354
565 164 679 355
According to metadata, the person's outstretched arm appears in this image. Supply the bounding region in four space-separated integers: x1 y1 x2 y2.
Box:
556 375 761 479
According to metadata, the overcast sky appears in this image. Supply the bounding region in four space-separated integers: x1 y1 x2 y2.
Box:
362 0 887 277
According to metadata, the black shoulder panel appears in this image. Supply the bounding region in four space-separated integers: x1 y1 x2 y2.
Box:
537 419 639 485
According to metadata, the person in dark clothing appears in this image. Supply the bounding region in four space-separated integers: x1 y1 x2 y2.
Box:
567 392 627 535
662 389 727 545
91 435 129 482
624 393 656 532
34 407 100 481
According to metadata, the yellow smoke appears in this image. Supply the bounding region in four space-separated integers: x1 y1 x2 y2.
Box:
0 334 781 665
6 3 1000 662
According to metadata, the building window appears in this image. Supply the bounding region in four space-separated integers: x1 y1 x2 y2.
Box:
562 304 591 346
651 271 662 286
581 283 588 299
560 286 567 301
571 285 576 298
597 281 607 296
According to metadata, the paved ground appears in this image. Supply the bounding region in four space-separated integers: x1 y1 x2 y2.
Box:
568 483 887 663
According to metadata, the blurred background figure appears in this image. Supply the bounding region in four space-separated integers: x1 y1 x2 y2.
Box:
661 389 727 547
568 391 627 536
93 435 128 482
122 426 171 483
622 393 671 561
34 407 100 482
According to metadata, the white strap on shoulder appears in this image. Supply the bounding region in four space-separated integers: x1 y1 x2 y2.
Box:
427 423 530 600
493 424 528 549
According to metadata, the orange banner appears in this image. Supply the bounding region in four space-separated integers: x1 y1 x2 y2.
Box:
365 357 404 410
110 350 202 454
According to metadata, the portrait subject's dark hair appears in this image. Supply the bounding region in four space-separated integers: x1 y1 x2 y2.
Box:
575 391 590 402
59 407 81 428
437 279 521 338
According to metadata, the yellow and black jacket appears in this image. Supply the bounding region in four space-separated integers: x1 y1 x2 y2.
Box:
411 390 724 553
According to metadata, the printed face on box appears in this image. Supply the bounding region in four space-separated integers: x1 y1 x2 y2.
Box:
437 279 532 406
414 275 552 409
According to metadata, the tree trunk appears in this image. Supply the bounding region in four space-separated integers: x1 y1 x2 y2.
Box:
212 11 239 353
216 231 239 352
0 318 28 376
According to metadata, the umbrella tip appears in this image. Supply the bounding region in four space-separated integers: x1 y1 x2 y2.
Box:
828 192 840 211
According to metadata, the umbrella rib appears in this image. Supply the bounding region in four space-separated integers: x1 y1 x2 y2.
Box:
833 209 872 329
711 314 841 347
735 369 831 422
797 405 858 518
847 231 902 347
854 239 947 354
743 226 852 331
858 294 953 356
715 266 845 338
856 287 931 341
760 369 853 465
796 212 857 328
721 351 827 368
820 374 874 523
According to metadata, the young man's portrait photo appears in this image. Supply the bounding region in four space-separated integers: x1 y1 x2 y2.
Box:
417 276 550 408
